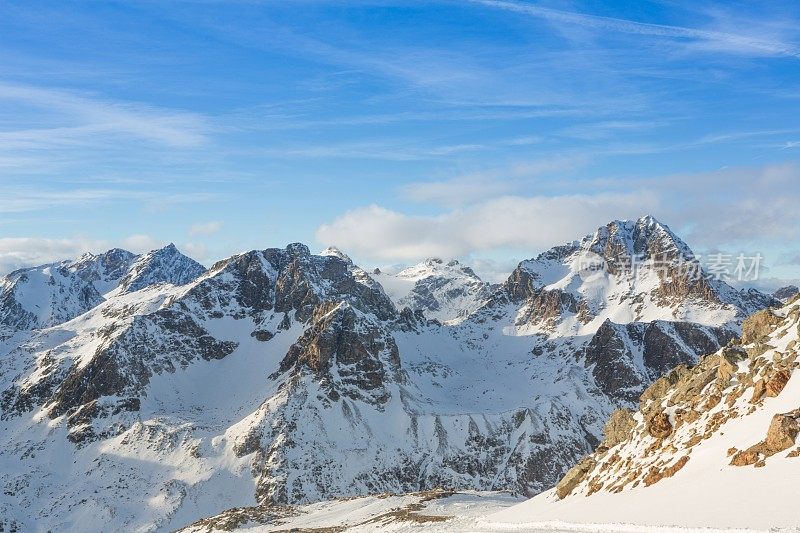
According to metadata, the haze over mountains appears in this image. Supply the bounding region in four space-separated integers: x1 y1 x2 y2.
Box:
0 216 792 532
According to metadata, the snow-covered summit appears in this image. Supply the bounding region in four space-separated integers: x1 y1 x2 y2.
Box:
0 262 103 331
373 257 492 323
497 215 777 335
117 243 206 293
67 247 138 294
319 245 352 263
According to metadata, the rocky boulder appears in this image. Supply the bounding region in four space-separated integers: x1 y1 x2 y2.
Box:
765 410 800 453
555 456 595 499
646 412 673 439
766 369 791 398
598 409 636 452
741 309 783 344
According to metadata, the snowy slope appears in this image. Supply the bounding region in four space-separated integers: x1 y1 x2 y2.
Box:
486 297 800 531
0 262 104 331
179 490 522 532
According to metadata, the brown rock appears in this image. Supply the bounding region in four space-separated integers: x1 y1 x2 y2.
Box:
765 411 800 453
703 394 721 410
556 456 596 499
741 310 783 344
643 456 689 486
730 448 761 466
766 370 791 397
647 412 673 439
602 409 637 449
751 379 766 403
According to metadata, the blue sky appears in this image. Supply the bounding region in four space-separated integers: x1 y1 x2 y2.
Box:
1 0 800 286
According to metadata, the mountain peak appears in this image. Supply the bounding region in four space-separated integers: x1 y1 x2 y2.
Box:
320 246 352 264
583 215 692 264
118 244 205 293
285 242 311 257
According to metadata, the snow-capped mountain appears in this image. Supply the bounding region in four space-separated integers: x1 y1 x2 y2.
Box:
67 248 138 294
0 245 203 335
372 257 493 323
488 215 776 337
116 243 206 294
491 295 800 531
0 216 782 532
0 262 104 332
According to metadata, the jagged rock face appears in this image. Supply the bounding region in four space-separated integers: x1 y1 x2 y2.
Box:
584 216 693 272
68 248 138 291
774 285 799 303
118 243 206 293
186 244 396 323
580 319 735 404
276 303 402 405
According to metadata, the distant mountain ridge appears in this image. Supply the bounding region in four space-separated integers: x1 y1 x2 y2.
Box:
0 216 783 532
0 244 204 334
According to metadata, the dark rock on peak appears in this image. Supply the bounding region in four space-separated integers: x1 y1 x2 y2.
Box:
774 285 799 303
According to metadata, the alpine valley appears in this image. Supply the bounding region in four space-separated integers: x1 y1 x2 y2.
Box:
0 216 792 532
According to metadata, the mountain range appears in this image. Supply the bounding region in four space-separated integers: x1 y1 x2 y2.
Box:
0 215 786 532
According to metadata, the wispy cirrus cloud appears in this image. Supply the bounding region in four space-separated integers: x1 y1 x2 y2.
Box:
0 185 221 214
472 0 800 59
0 81 209 148
400 156 582 207
189 221 223 237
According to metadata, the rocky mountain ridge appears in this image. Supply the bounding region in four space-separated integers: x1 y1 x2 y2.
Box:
0 216 783 532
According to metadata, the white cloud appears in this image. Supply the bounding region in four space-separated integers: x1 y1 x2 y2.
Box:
317 161 800 267
401 157 583 207
122 234 163 254
0 237 108 275
401 176 517 207
0 81 208 148
182 242 209 263
315 192 656 262
189 221 222 237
